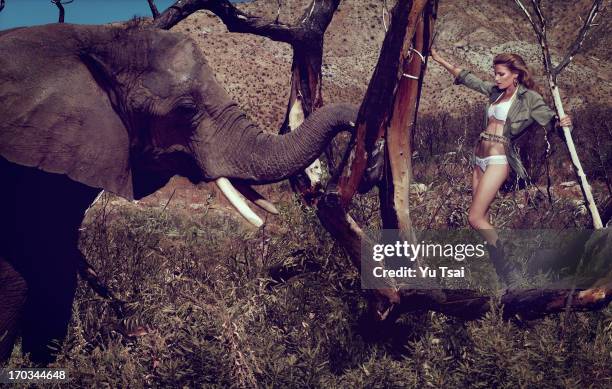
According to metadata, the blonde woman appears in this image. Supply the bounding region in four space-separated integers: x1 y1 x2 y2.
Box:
430 48 572 285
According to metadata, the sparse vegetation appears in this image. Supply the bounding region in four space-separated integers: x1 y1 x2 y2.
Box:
5 202 610 387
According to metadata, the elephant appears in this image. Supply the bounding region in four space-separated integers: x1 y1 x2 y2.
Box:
0 22 357 364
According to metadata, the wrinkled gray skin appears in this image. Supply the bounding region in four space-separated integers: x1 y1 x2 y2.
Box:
0 23 357 364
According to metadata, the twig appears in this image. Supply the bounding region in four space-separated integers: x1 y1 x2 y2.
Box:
553 0 603 76
161 188 176 214
544 130 554 205
76 252 128 317
426 187 450 229
147 0 160 19
514 0 541 36
50 0 73 23
275 0 281 23
381 0 389 32
302 0 316 24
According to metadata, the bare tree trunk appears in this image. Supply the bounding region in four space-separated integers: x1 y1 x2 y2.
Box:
147 0 160 19
51 0 73 23
335 0 433 207
315 0 438 318
55 2 65 23
278 1 340 204
515 0 604 229
382 0 428 234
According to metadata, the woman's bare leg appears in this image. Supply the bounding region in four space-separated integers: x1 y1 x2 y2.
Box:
472 167 482 195
471 167 491 225
468 164 509 245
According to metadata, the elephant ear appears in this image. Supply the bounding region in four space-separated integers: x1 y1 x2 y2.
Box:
0 27 134 199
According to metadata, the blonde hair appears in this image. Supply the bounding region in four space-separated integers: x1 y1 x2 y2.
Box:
493 53 537 90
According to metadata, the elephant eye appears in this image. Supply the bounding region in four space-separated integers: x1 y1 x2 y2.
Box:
173 103 198 118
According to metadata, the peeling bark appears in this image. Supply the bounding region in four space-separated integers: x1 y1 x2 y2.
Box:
336 0 419 207
384 0 428 233
315 0 438 319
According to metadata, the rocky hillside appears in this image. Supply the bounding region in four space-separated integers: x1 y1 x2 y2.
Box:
167 0 610 129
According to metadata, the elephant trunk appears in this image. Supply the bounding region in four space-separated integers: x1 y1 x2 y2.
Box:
205 103 358 184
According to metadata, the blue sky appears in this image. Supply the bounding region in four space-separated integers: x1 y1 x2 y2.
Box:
0 0 243 30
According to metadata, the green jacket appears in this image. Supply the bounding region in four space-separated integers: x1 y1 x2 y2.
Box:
454 69 567 181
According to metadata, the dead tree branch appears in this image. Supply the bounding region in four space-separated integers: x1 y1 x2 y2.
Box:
394 284 612 321
51 0 73 24
0 0 5 14
515 0 604 229
554 0 603 76
77 252 128 317
147 0 160 19
152 0 333 105
153 0 297 43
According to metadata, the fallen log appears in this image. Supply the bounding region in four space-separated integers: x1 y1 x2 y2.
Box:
393 285 612 321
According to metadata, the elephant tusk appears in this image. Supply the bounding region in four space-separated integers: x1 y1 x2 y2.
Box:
83 190 105 217
215 177 264 228
232 181 279 215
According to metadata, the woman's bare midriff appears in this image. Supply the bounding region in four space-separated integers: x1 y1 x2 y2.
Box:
474 117 506 158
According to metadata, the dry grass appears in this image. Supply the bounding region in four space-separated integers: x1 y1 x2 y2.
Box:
3 108 611 388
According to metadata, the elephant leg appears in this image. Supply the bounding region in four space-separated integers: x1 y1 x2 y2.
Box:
1 158 99 365
0 256 28 363
18 198 94 365
20 246 79 365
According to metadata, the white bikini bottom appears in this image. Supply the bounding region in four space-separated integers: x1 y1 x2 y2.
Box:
473 154 508 172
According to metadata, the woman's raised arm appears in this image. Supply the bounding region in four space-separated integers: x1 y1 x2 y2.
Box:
431 48 495 96
430 48 462 78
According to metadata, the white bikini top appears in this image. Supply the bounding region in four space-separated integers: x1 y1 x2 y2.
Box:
487 89 517 122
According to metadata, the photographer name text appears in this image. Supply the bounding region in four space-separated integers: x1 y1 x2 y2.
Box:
373 266 465 278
